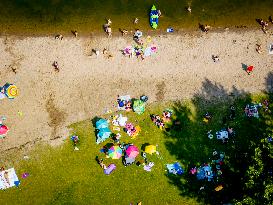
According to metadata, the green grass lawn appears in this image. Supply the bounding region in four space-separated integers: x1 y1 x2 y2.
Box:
0 91 272 205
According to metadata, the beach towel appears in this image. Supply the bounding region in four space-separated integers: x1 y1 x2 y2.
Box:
144 162 155 172
104 164 116 175
0 168 20 190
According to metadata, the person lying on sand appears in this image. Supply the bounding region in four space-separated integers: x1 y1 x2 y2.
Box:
212 55 219 62
262 25 268 34
104 25 112 37
256 44 262 53
103 48 113 59
204 25 211 32
72 30 78 37
199 23 210 33
133 29 143 40
119 29 128 36
55 34 63 40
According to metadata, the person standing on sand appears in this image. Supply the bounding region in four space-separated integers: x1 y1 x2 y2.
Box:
72 30 78 37
269 16 273 24
53 61 59 72
246 65 254 75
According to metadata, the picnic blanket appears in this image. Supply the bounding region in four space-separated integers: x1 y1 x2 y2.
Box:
245 103 262 118
0 168 20 190
269 43 273 54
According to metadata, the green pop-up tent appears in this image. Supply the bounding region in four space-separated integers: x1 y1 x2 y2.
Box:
133 99 145 114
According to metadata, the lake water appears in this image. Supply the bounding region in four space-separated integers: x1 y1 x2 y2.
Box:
0 0 272 35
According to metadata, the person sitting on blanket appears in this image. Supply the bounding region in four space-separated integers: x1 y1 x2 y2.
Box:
163 110 172 122
227 127 235 137
117 98 125 108
125 101 132 111
1 167 10 185
203 112 212 123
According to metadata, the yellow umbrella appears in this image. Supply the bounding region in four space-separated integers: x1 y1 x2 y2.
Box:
145 145 156 155
4 84 19 99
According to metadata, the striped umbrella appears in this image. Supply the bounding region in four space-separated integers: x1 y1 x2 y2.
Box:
108 146 122 159
0 124 9 139
125 145 139 158
4 84 18 99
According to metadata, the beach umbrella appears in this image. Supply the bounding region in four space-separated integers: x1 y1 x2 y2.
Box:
125 145 139 158
0 124 9 138
145 145 157 155
96 127 111 144
4 84 18 99
133 99 145 114
95 119 109 129
108 146 122 159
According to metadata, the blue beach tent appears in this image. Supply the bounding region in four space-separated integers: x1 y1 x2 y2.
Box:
166 162 184 175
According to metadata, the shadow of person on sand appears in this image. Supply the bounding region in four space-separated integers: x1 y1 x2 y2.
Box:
241 63 248 71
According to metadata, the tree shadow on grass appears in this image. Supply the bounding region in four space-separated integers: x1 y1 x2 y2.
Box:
163 78 261 204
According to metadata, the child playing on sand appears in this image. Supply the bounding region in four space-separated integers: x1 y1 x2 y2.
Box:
134 18 139 24
106 26 112 37
212 55 219 62
53 61 59 72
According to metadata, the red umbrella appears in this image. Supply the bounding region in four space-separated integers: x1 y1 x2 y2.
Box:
125 145 139 158
0 124 9 137
246 66 254 72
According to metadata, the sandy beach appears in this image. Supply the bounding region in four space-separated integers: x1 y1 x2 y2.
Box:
0 29 272 152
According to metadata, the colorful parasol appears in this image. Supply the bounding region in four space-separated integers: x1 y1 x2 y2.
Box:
108 145 122 159
145 145 157 155
0 124 9 138
125 145 139 158
4 84 18 99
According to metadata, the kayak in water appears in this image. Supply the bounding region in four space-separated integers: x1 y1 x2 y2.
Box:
150 5 159 29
